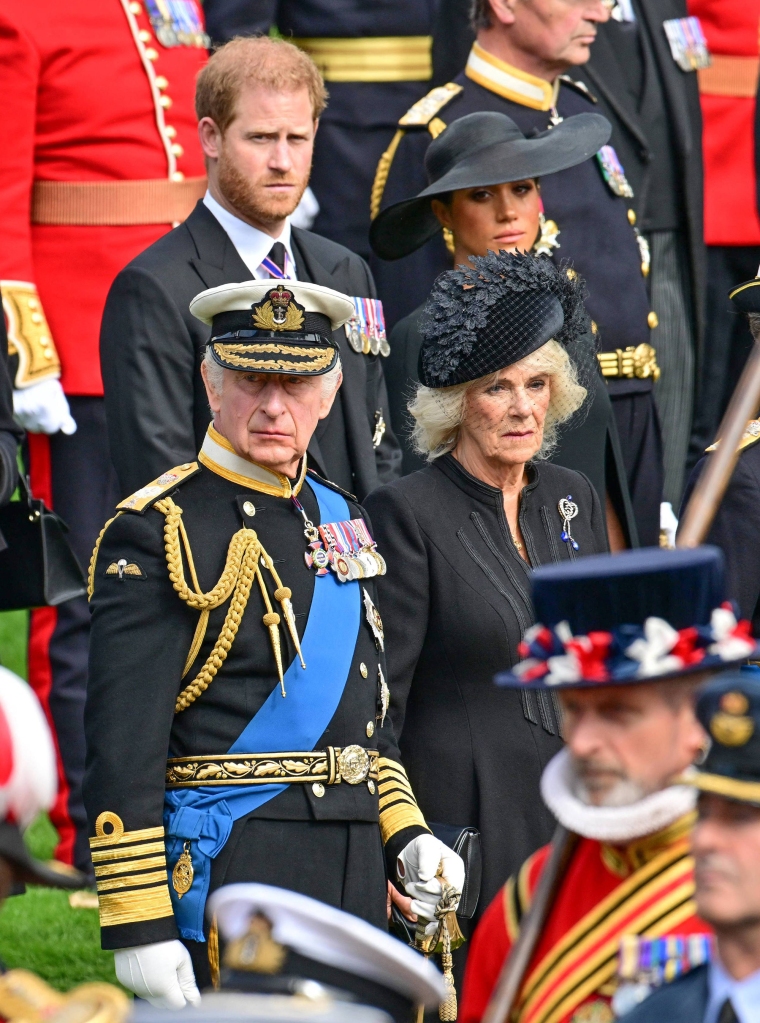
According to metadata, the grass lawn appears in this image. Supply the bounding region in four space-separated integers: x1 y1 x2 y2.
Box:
0 610 120 991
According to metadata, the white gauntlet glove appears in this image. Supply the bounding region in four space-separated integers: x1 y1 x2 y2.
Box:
13 379 76 435
397 834 466 936
114 940 201 1009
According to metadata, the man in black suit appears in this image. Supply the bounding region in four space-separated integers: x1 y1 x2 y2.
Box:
573 0 705 508
100 35 400 502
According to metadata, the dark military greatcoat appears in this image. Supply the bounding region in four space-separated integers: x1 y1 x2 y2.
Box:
84 428 428 981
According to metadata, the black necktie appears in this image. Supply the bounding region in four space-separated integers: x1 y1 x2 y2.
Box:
267 242 286 275
718 997 739 1023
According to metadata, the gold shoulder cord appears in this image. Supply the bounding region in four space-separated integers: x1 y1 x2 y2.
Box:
154 497 303 712
88 514 123 599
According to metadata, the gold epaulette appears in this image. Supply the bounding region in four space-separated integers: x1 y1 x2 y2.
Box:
706 419 760 454
89 812 174 929
116 462 200 513
558 75 597 103
1 281 61 386
377 757 429 843
370 82 462 220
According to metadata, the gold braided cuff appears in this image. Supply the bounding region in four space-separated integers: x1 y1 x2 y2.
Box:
0 281 61 386
89 812 172 928
597 343 660 382
378 758 429 843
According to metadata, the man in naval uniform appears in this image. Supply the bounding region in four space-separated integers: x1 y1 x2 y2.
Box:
460 546 759 1023
100 35 400 504
84 280 464 1009
371 0 665 546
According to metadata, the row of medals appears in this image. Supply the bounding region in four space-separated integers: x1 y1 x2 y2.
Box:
345 316 391 358
308 543 387 584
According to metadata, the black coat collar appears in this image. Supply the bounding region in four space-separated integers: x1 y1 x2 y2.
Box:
433 452 539 506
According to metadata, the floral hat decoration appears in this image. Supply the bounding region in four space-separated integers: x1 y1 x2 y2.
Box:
495 547 759 690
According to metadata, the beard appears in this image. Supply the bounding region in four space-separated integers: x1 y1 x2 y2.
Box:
217 151 309 229
570 758 649 808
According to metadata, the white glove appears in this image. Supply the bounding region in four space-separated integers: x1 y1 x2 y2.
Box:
114 940 201 1009
660 501 678 549
397 834 465 936
13 379 76 435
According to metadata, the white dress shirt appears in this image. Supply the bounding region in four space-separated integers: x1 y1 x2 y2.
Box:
202 191 296 279
705 959 760 1023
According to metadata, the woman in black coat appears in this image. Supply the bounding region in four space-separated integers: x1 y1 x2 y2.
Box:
364 251 609 926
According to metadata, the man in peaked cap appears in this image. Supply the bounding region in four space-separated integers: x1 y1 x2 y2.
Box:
681 273 760 637
84 280 464 1010
619 674 760 1023
461 546 758 1023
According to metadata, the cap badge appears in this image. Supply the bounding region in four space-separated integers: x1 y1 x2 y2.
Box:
710 691 755 747
224 912 286 974
251 288 305 332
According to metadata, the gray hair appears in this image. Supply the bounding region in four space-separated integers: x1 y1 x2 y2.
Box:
202 348 342 399
409 339 587 461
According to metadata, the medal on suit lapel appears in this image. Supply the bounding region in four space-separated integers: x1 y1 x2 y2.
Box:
172 841 194 897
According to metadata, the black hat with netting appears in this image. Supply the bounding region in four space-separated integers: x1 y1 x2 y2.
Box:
417 251 598 405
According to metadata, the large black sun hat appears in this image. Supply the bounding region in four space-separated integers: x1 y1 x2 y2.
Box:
370 110 611 261
417 249 595 390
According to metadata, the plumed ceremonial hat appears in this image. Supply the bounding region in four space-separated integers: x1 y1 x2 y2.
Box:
729 267 760 313
190 280 354 376
206 884 446 1023
495 546 760 690
370 110 611 261
417 249 592 388
684 674 760 805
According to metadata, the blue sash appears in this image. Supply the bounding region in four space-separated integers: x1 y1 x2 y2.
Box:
164 477 359 940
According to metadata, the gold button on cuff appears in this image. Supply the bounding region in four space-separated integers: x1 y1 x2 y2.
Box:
243 501 256 517
647 311 659 329
366 721 375 738
155 76 169 90
145 48 159 61
27 298 38 310
368 780 376 794
312 783 325 798
360 663 368 678
627 208 637 225
138 29 151 42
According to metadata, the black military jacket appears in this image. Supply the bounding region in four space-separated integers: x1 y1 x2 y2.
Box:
365 455 609 913
370 64 655 383
100 201 401 502
84 443 425 950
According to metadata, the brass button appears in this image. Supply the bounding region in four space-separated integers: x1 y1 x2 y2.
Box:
312 783 325 798
26 298 38 310
138 29 151 42
647 311 659 329
129 1 142 12
360 663 368 678
154 75 169 90
366 721 375 738
179 463 192 470
165 125 177 139
367 780 376 794
43 350 54 360
30 313 42 324
145 47 159 61
243 501 256 517
171 171 185 182
627 208 636 225
170 142 183 156
161 96 174 110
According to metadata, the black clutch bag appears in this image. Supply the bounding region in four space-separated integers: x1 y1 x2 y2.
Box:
390 823 482 944
0 476 86 610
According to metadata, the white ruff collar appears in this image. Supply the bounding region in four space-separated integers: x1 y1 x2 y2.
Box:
465 42 559 111
540 748 697 843
199 424 307 498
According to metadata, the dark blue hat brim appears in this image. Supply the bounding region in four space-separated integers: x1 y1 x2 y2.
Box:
729 278 760 313
370 113 611 261
685 769 760 806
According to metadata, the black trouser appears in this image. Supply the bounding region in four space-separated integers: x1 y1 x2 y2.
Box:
689 245 760 467
608 382 664 548
183 816 388 990
28 397 120 873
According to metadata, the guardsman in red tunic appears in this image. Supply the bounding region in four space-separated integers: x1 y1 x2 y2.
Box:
461 546 759 1023
688 0 760 452
0 0 207 873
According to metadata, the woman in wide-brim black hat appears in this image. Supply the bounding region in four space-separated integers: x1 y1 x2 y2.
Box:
370 110 637 550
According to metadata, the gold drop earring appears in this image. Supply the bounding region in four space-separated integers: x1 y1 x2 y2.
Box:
442 226 455 257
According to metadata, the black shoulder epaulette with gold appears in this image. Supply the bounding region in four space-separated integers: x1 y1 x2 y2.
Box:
398 82 463 127
706 420 760 454
116 462 201 514
558 75 597 103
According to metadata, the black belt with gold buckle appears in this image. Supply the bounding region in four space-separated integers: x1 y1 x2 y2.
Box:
165 746 379 788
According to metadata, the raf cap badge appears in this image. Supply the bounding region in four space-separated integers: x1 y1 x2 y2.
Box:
251 287 305 332
710 691 755 747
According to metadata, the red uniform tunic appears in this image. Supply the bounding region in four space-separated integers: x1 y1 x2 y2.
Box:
461 815 708 1023
688 0 760 246
0 0 207 395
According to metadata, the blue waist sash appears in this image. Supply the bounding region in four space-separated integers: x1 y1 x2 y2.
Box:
164 477 359 940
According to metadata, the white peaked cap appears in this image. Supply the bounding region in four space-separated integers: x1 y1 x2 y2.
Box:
0 667 56 829
189 280 355 330
208 884 447 1008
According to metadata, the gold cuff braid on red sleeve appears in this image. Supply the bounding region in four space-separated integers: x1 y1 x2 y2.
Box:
1 281 61 387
